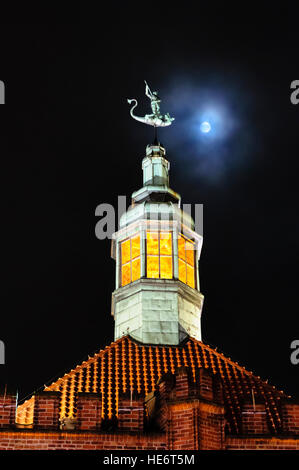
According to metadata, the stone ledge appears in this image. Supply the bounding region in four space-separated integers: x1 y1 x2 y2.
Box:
226 434 299 440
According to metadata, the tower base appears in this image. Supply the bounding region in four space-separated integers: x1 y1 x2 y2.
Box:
112 278 204 345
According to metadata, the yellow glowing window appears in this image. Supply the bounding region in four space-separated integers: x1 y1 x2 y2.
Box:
146 231 173 279
147 232 159 255
132 258 140 282
160 232 172 255
121 239 131 265
121 235 141 286
178 234 196 288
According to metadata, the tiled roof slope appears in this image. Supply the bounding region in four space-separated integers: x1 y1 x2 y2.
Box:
16 336 289 434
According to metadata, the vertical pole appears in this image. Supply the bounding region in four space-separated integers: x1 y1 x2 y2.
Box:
15 390 18 422
153 125 158 145
251 389 256 413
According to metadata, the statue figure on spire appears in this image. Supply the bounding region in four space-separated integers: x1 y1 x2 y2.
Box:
144 81 162 118
127 81 175 128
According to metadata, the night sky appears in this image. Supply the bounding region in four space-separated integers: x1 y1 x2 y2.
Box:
0 16 298 405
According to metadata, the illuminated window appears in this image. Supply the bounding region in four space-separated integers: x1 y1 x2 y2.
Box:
146 231 173 279
178 234 196 288
121 235 141 286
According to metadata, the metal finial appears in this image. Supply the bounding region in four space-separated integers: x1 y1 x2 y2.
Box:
127 81 175 129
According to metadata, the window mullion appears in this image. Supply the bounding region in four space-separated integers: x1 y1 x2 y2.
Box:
172 231 177 279
186 239 188 284
118 242 120 287
158 231 161 278
141 229 146 278
130 238 132 283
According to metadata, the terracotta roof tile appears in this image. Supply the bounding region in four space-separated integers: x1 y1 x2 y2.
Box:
16 335 289 434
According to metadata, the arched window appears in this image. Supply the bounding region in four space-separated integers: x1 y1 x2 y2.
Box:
120 235 141 286
146 231 173 279
178 234 196 288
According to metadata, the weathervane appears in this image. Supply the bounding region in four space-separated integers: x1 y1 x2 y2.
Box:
127 81 174 141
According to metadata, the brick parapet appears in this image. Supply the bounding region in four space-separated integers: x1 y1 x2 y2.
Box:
76 392 101 431
281 402 299 435
0 392 17 429
241 401 269 435
118 393 144 432
156 367 226 450
33 391 60 431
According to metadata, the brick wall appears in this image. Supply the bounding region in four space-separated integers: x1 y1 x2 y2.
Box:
226 436 299 450
198 368 213 401
198 402 225 450
156 367 225 450
282 402 299 435
0 391 16 428
77 393 101 431
0 373 299 450
34 391 60 430
0 431 167 450
241 401 269 435
226 401 299 450
168 402 199 450
118 393 144 432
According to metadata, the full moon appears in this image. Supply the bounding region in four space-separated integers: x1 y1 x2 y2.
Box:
200 121 211 133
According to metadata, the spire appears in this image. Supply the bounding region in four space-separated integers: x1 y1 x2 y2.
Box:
131 143 180 206
111 147 203 344
153 124 161 146
110 82 203 346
